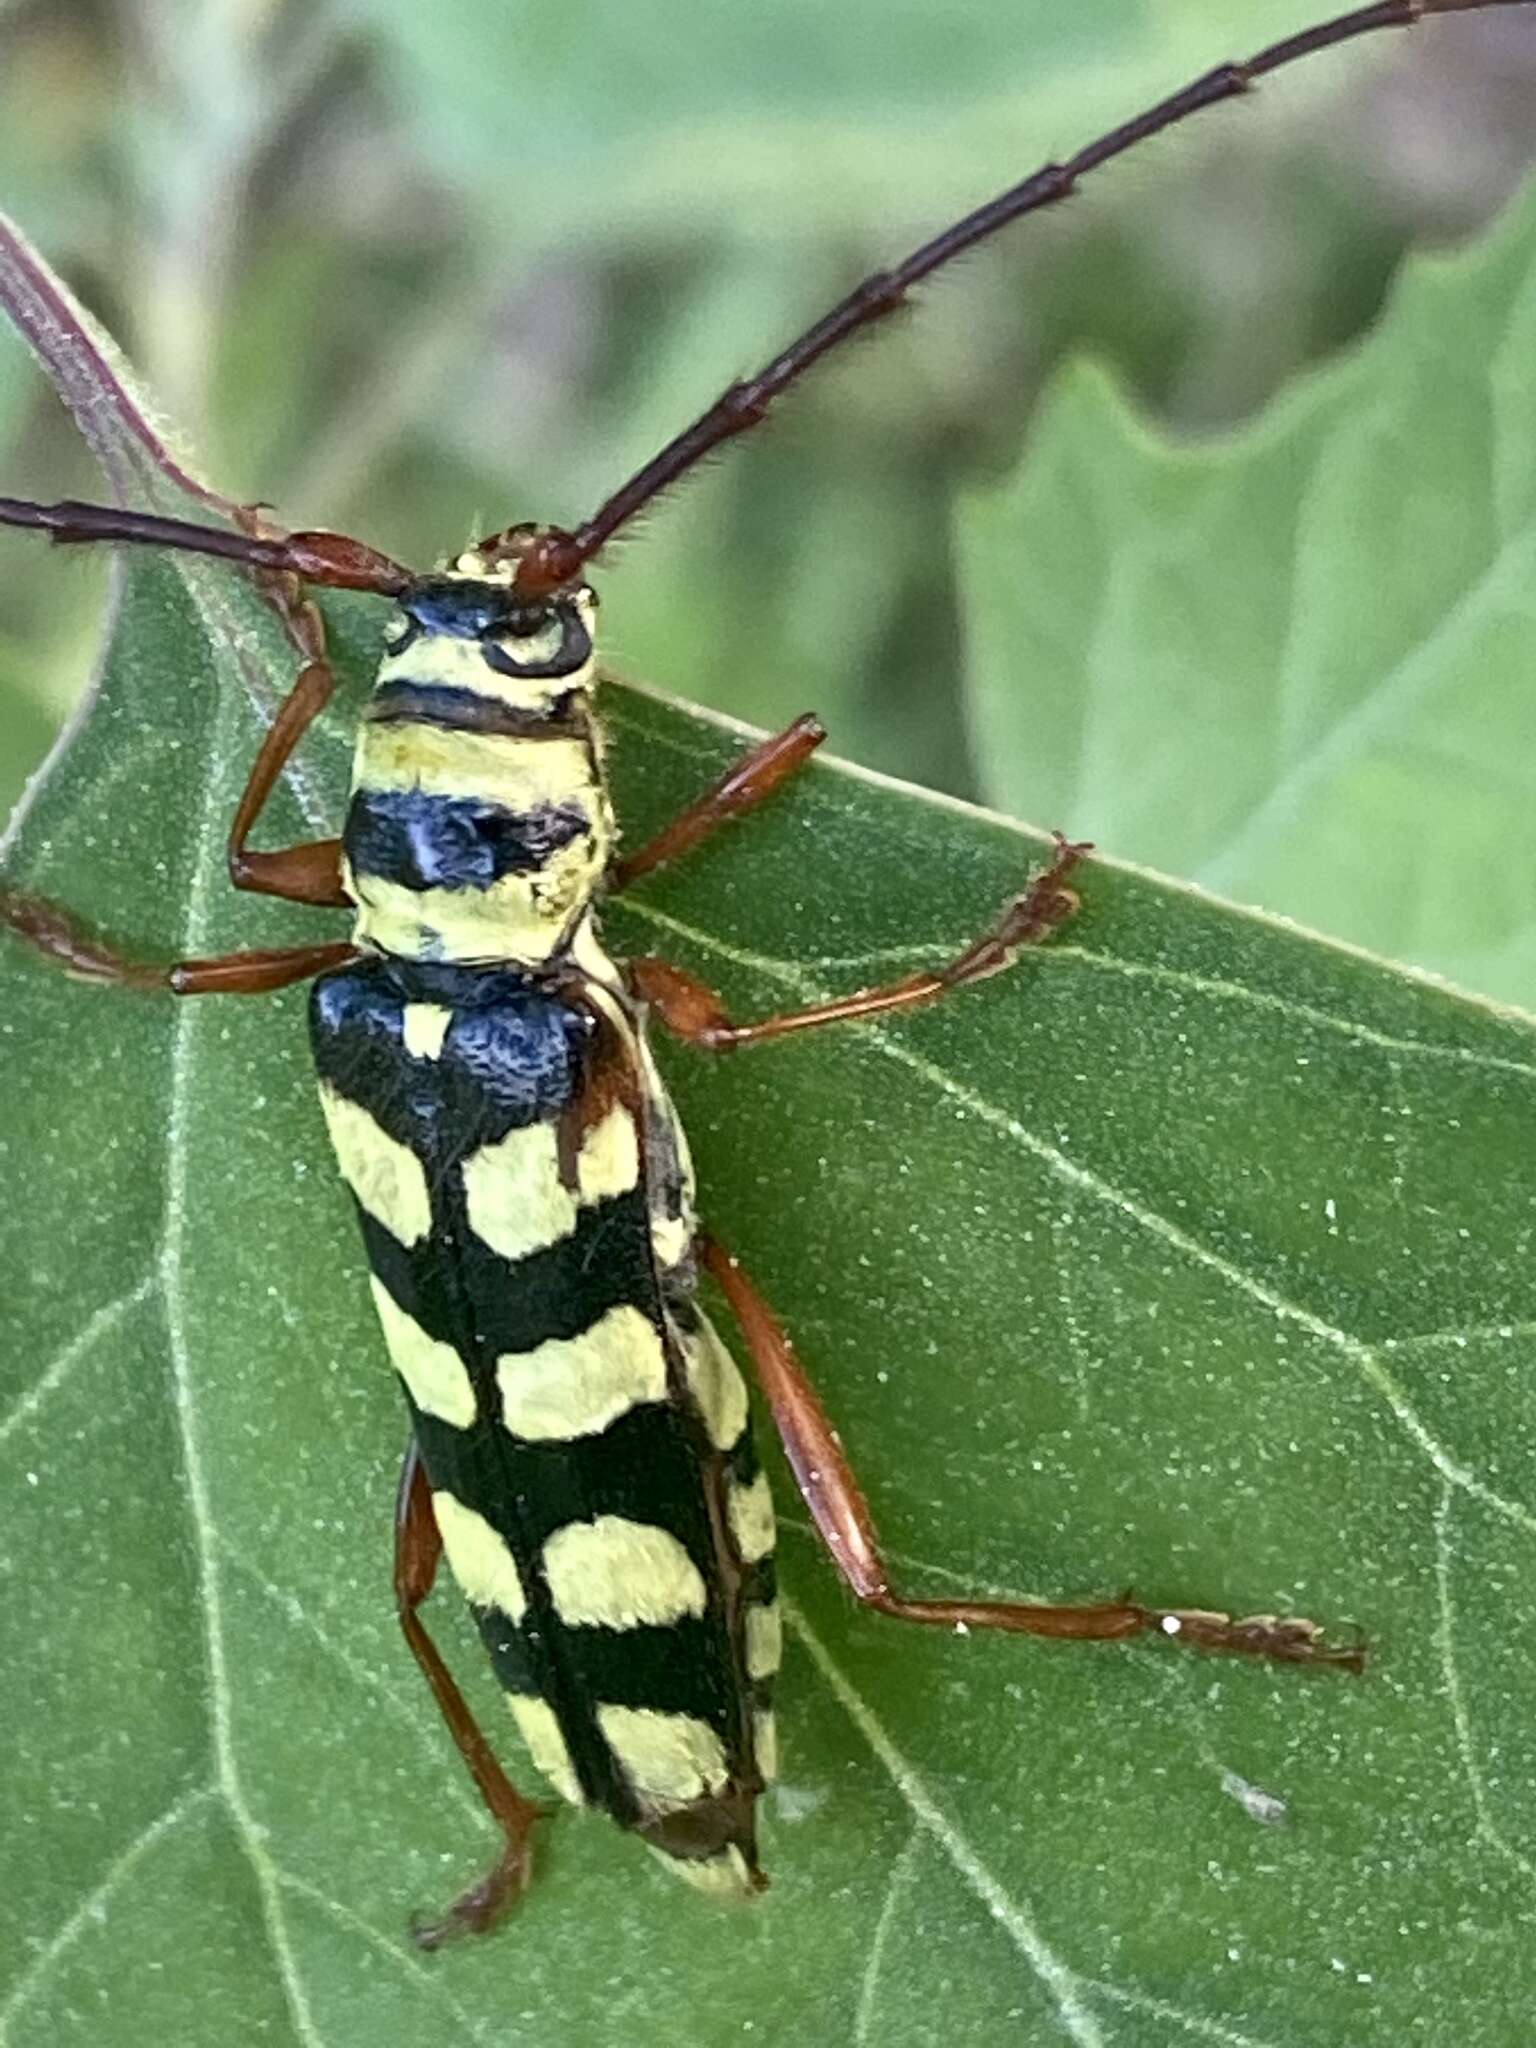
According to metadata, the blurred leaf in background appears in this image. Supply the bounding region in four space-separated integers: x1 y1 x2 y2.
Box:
0 0 1534 959
960 187 1536 1007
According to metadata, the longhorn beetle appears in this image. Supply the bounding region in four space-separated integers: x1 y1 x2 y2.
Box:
2 0 1503 1942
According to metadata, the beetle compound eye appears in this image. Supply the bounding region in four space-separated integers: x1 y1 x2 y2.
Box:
481 602 594 680
502 612 562 654
487 618 564 668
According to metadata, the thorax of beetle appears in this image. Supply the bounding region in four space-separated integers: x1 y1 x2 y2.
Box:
340 565 613 969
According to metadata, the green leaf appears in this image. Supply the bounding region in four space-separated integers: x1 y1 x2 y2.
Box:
7 220 1536 2048
957 173 1536 1012
342 0 1301 218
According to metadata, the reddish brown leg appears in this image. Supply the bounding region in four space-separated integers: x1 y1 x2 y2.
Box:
224 650 345 907
394 1441 550 1949
702 1238 1364 1671
2 525 351 984
0 887 356 994
611 712 826 889
225 556 349 908
633 832 1087 1051
0 498 408 907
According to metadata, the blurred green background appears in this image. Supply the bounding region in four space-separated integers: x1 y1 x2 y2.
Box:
2 0 1535 988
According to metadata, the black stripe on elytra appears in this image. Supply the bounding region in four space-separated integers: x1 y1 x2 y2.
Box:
472 1605 540 1696
398 1282 736 1822
419 1394 747 1820
364 681 587 740
410 1380 712 1559
473 1605 738 1733
409 1331 761 1824
359 1183 659 1371
724 1424 761 1490
343 787 590 894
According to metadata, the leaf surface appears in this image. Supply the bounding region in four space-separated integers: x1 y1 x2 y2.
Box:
957 174 1536 1009
5 213 1536 2048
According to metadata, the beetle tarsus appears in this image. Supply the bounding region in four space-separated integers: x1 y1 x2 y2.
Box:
408 1818 548 1951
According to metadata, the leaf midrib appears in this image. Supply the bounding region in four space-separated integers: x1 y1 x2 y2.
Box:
161 612 323 2047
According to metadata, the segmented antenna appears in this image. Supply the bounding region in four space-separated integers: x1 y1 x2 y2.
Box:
0 2 1524 598
0 498 411 594
500 0 1531 596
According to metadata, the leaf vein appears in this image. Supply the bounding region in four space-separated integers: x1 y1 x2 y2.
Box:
1042 946 1536 1079
791 1599 1281 2046
0 1270 155 1449
160 703 327 2048
1386 1320 1536 1354
1197 527 1536 891
1086 1978 1278 2046
1433 1485 1536 1884
784 1595 1107 2047
217 1537 486 1835
272 1869 503 2048
853 1830 922 2048
778 1513 1050 1604
637 900 1536 1540
637 895 1536 1081
0 1782 215 2038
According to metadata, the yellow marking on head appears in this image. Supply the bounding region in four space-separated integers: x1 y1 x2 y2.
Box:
648 1844 760 1900
508 1695 584 1805
378 590 598 710
745 1601 782 1682
401 1003 452 1060
683 1316 749 1451
541 1516 707 1628
754 1709 778 1784
317 1083 431 1246
462 1107 640 1263
380 635 514 692
450 551 518 585
595 1705 729 1803
382 638 598 720
727 1472 776 1565
367 1276 476 1428
438 561 598 634
431 1490 527 1621
497 1304 667 1441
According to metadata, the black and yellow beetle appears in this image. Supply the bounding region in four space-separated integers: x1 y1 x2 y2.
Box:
7 0 1511 1947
